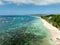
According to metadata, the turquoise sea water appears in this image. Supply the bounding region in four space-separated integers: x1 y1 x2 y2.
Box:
0 16 38 33
0 15 54 45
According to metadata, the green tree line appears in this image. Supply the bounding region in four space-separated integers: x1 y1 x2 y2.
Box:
41 14 60 29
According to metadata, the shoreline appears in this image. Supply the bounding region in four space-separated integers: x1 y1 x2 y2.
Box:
41 18 60 45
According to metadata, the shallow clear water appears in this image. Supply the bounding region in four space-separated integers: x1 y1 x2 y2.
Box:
0 15 54 45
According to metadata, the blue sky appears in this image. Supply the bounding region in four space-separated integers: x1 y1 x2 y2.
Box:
0 0 60 15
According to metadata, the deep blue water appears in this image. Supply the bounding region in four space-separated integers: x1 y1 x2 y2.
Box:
0 15 42 33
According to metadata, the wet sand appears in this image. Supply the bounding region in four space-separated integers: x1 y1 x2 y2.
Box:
41 18 60 45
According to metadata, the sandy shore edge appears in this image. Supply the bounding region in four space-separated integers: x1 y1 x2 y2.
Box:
40 18 60 45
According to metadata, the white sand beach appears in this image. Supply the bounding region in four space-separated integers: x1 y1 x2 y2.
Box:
41 18 60 45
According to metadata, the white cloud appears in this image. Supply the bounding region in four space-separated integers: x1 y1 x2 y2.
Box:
0 0 60 5
0 1 4 5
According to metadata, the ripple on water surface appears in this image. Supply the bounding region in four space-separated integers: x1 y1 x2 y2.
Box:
0 15 54 45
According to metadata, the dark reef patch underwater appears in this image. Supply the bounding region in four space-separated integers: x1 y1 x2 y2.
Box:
0 15 54 45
